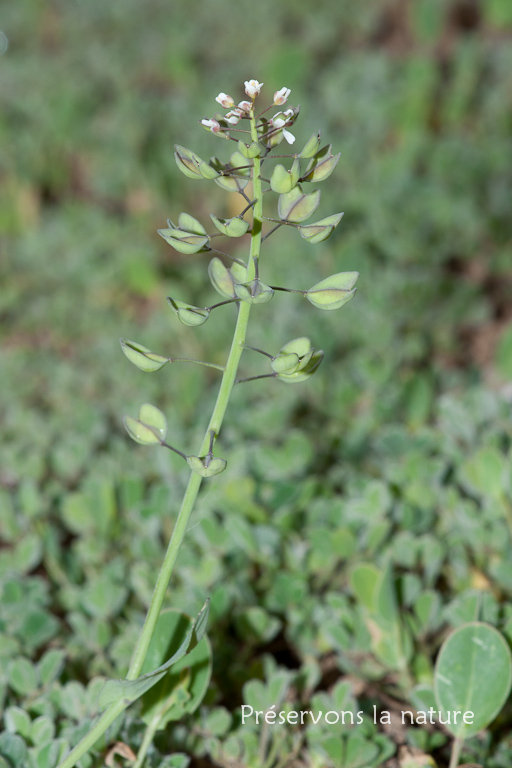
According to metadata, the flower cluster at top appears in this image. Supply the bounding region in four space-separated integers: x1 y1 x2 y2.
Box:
200 79 297 145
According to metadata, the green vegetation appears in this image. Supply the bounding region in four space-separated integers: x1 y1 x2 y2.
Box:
1 2 512 767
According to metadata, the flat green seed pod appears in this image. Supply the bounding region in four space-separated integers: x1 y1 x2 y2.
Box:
306 272 359 310
123 416 162 445
123 403 167 445
298 213 344 244
278 187 321 222
278 350 324 384
178 213 207 235
303 145 341 182
299 132 322 158
158 229 209 254
167 298 210 327
120 339 168 372
208 257 235 298
279 337 312 358
210 214 249 238
270 352 300 374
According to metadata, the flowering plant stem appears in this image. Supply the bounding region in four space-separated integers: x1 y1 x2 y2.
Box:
57 109 262 768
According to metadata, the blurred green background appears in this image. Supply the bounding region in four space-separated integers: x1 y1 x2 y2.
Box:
1 1 512 767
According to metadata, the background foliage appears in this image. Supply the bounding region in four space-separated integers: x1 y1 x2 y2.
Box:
1 1 512 767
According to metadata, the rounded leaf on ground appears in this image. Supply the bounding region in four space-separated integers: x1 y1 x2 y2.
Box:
434 622 512 738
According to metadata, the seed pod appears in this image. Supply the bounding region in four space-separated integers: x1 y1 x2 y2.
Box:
167 298 210 327
278 187 321 223
120 339 169 373
298 213 344 244
210 214 250 238
123 403 167 445
187 455 227 478
306 272 359 310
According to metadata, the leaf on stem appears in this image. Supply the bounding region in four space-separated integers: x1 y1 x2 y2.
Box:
98 601 210 710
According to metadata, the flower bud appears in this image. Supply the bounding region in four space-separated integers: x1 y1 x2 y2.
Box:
238 100 252 112
215 92 235 108
273 87 291 105
224 111 240 126
201 118 221 134
244 79 263 99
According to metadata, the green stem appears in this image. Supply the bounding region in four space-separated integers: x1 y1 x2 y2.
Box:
448 735 464 768
133 712 161 768
56 105 263 768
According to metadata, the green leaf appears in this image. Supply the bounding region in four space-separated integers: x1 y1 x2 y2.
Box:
278 186 321 222
38 649 66 688
302 145 341 182
167 298 210 327
141 631 212 729
187 455 227 478
120 339 169 372
210 214 249 238
3 707 31 738
299 132 322 158
0 733 28 768
98 601 210 710
350 564 380 611
298 213 344 244
7 658 38 696
123 403 167 445
270 159 300 194
158 228 209 254
434 622 512 738
306 271 359 310
234 279 274 305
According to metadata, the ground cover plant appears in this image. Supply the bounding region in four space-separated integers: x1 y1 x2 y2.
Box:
1 2 512 767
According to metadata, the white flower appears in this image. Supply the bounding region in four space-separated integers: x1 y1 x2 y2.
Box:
271 115 296 145
201 118 221 134
273 87 291 105
238 100 252 112
224 111 240 126
215 92 235 108
244 79 263 99
283 108 294 118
